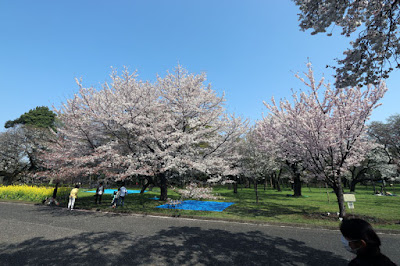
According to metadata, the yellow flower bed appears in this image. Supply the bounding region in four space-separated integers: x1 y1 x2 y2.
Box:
0 184 70 202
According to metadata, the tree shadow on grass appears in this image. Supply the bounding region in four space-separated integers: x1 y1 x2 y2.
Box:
226 201 321 219
0 227 348 266
220 190 306 203
31 198 320 222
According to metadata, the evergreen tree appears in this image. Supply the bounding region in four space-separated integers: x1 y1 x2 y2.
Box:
5 106 56 130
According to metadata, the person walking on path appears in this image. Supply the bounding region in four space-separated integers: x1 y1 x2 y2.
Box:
118 183 127 207
340 218 396 265
95 182 104 204
67 185 80 210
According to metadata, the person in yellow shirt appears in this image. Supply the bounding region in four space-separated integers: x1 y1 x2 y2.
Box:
68 185 80 210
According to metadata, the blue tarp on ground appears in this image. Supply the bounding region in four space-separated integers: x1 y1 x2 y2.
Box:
85 189 146 194
156 200 234 212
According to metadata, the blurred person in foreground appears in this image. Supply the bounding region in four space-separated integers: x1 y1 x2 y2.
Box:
340 218 396 266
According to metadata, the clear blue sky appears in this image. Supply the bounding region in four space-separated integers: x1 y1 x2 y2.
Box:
1 0 399 131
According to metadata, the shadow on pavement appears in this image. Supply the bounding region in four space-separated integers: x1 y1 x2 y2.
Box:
0 226 348 266
30 204 122 218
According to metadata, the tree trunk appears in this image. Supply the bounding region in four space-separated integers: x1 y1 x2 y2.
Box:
333 180 346 218
254 178 259 204
350 179 357 192
233 176 238 194
277 169 283 191
272 174 276 189
288 162 302 197
293 172 302 197
342 178 348 189
141 182 150 194
276 171 282 192
159 173 168 201
52 182 59 199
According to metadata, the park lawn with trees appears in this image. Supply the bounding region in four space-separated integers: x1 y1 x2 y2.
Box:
35 184 400 231
257 63 388 218
36 66 247 201
1 2 400 246
1 65 398 229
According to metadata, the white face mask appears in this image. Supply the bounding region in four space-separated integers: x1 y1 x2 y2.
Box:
341 236 360 254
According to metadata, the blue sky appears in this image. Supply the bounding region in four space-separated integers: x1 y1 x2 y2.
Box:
1 0 399 131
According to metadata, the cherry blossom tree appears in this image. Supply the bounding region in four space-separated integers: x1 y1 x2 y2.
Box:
0 128 28 184
260 63 387 217
35 131 98 184
255 115 307 197
247 130 292 192
240 129 281 202
346 144 397 192
294 0 400 87
368 114 400 167
204 136 246 193
45 66 247 200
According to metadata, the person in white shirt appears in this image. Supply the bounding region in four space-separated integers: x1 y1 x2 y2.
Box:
118 182 128 207
95 182 104 204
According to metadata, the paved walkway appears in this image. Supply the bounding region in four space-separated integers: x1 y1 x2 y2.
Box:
0 202 399 265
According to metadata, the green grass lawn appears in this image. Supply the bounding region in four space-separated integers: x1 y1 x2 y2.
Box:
67 184 400 231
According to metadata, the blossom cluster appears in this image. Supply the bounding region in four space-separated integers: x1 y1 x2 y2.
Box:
294 0 400 87
174 183 218 200
258 63 387 182
38 66 248 195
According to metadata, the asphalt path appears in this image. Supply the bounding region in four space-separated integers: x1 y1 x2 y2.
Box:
0 202 399 266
